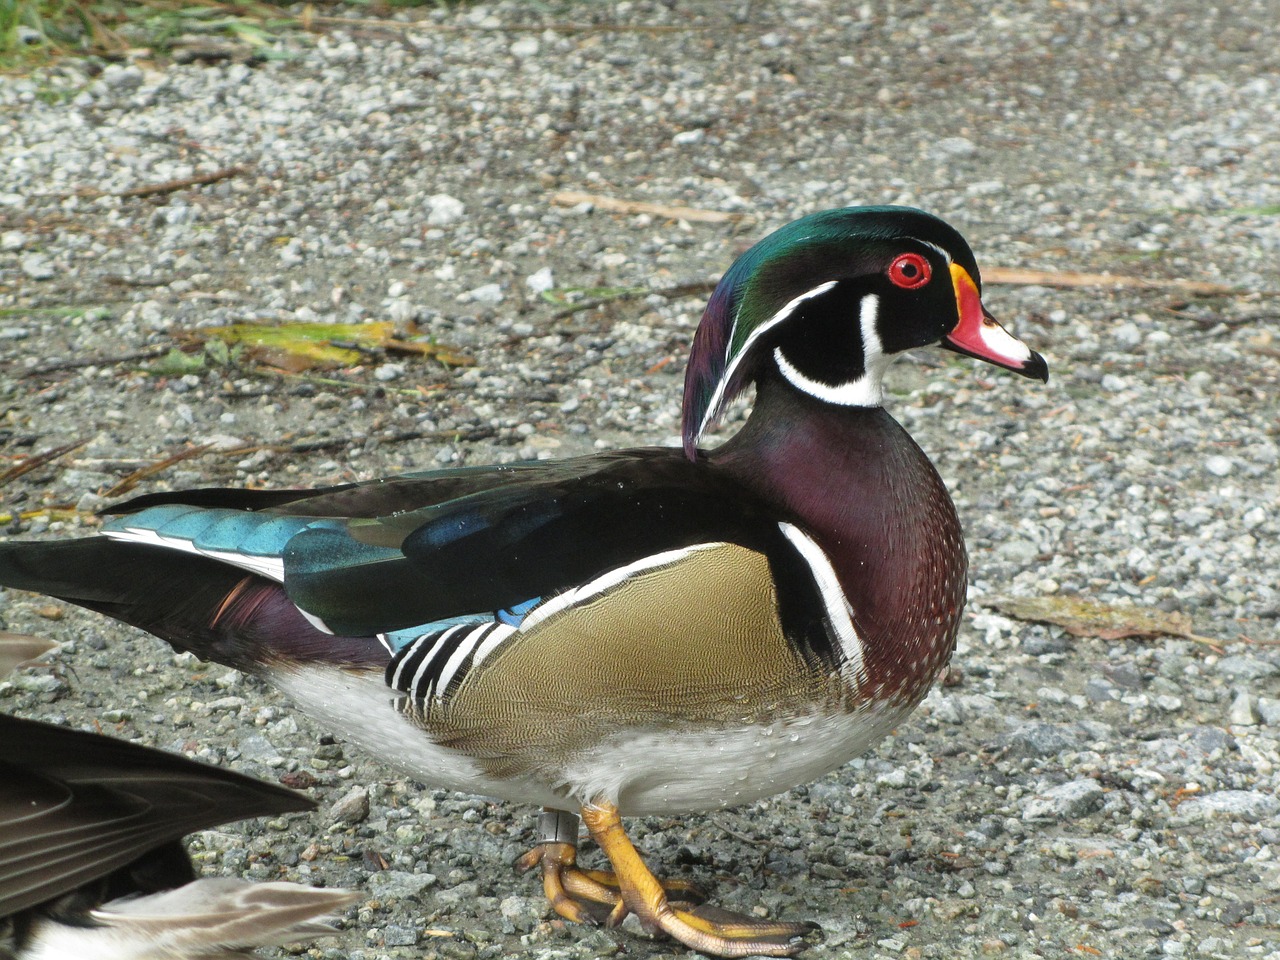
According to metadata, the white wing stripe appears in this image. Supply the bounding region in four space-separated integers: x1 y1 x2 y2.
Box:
102 527 286 582
519 542 725 631
469 623 517 671
411 624 466 697
434 624 490 696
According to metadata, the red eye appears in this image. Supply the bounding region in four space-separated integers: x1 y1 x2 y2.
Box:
887 252 932 290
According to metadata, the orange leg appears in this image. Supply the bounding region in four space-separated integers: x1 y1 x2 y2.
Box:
579 801 819 957
516 809 703 926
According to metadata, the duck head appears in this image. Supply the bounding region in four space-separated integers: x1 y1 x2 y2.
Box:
681 205 1048 458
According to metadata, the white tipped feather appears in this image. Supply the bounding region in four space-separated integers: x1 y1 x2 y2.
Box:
19 878 357 960
101 528 286 582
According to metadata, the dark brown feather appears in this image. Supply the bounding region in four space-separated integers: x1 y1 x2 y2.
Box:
0 714 313 920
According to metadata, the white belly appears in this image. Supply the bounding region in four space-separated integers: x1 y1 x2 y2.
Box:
272 664 912 816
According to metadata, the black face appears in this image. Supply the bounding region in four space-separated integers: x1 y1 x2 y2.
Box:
757 240 960 389
682 205 994 456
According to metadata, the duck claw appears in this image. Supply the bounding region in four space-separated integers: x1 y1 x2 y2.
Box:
578 801 823 957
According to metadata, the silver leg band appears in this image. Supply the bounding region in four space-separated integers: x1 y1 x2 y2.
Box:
537 809 580 846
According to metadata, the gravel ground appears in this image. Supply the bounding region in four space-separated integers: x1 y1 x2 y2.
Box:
3 2 1280 958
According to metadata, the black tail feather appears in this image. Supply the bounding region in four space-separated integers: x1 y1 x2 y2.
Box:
0 538 387 670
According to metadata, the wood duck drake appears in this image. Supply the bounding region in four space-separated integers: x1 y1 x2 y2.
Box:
0 206 1047 957
0 712 356 959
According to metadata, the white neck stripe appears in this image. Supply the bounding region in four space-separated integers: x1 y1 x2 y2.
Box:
697 280 839 440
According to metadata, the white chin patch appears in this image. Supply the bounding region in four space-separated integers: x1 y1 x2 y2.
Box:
773 348 889 406
772 292 892 407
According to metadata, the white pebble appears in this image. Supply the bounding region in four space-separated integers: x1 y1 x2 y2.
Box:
510 36 539 57
1204 455 1234 477
526 266 554 293
20 253 54 279
463 283 504 304
425 193 465 226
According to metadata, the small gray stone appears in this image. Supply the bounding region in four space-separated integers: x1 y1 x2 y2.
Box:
1187 725 1235 756
1084 677 1120 702
1228 691 1258 726
10 672 67 695
1178 790 1280 823
807 781 851 806
1020 635 1070 656
499 895 546 926
996 538 1039 563
509 36 539 58
366 870 438 902
1216 655 1279 680
525 266 554 293
20 253 55 280
1004 722 1085 758
101 64 144 89
434 880 481 905
1257 697 1280 726
1022 779 1104 821
932 135 977 157
235 733 280 762
462 283 504 304
382 924 419 946
330 785 370 824
930 695 966 725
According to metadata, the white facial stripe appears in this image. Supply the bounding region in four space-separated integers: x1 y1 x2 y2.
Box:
774 349 887 406
919 239 951 263
698 280 839 440
773 293 893 408
777 523 867 687
520 542 726 631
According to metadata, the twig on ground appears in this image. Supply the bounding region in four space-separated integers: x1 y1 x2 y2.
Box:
20 348 169 379
115 167 247 199
0 439 90 487
32 167 247 201
550 191 743 224
101 444 216 499
983 266 1243 296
